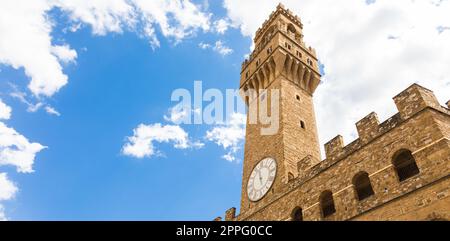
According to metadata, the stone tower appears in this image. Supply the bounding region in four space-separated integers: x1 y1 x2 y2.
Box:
239 4 322 213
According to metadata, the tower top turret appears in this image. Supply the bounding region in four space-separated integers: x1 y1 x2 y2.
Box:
254 3 304 44
240 3 320 96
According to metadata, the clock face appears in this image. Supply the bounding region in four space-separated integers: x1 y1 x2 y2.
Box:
247 157 277 202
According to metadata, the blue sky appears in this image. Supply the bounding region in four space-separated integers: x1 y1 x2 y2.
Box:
0 0 250 221
0 0 449 220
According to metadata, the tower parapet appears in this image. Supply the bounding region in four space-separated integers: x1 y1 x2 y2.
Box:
240 3 320 97
254 4 303 45
323 83 447 161
324 135 344 160
393 84 442 120
356 112 381 143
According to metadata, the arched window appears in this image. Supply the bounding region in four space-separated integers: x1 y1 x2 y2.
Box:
353 172 375 201
393 149 420 182
320 190 336 218
287 23 296 34
291 207 303 221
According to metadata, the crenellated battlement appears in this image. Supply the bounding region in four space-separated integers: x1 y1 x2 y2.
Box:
324 135 344 160
356 112 380 143
393 84 443 119
323 83 448 161
240 47 321 100
322 114 403 162
240 3 317 75
254 3 303 43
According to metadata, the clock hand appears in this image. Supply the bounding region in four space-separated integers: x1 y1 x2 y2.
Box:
256 171 262 186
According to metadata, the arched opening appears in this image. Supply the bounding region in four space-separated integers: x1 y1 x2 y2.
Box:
291 207 303 221
300 121 306 129
353 172 375 201
320 190 336 218
287 23 296 34
392 149 420 182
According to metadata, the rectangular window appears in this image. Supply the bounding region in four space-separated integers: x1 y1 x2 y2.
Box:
285 42 291 50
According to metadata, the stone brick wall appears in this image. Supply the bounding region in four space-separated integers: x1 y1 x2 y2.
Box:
352 175 450 221
239 78 286 214
281 77 322 177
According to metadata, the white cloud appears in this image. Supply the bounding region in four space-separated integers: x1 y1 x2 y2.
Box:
223 0 273 37
0 173 17 201
143 25 161 50
133 0 211 43
0 0 75 97
0 0 212 99
27 103 44 113
0 102 44 219
0 99 11 120
51 0 136 35
0 173 18 221
214 40 233 56
199 40 233 56
45 106 61 116
214 19 231 34
9 85 60 116
223 0 450 152
54 0 213 41
206 112 246 162
51 44 78 64
163 104 204 124
10 89 44 113
199 42 212 49
164 104 191 124
0 122 47 173
122 123 203 159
